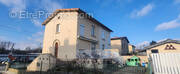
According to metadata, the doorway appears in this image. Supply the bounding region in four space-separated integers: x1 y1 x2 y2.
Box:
55 42 58 57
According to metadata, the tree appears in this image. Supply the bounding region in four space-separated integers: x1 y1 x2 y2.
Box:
0 41 15 54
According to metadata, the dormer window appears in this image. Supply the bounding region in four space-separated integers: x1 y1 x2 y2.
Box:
56 24 60 33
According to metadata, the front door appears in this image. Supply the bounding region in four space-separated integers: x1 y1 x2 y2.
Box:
55 43 58 57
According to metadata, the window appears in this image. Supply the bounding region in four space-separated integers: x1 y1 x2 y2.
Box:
91 25 95 37
102 44 105 50
58 16 60 19
80 24 85 36
101 30 105 39
91 43 96 50
165 45 176 50
151 49 159 53
56 24 60 33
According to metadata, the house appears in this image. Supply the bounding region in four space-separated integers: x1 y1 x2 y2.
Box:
128 44 135 54
42 8 112 60
143 39 180 56
111 37 129 55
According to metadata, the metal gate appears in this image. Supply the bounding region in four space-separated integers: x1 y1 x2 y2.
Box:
150 53 180 74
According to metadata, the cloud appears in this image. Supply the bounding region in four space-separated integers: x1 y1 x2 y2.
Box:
0 36 7 41
131 3 153 18
15 31 44 50
28 31 44 43
135 41 150 49
0 0 26 13
174 0 180 4
175 38 180 41
96 0 132 7
31 19 42 27
40 0 63 13
15 42 39 50
0 0 64 27
155 15 180 31
157 38 168 42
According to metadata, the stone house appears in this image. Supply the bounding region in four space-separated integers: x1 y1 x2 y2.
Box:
42 8 112 60
111 37 129 55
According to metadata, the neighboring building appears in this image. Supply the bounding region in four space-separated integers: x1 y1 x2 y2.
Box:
128 44 135 54
111 37 129 55
42 8 112 60
143 39 180 56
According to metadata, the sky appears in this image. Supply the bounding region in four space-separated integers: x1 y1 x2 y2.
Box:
0 0 180 49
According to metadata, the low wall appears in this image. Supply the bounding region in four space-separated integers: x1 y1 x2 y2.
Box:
27 54 57 71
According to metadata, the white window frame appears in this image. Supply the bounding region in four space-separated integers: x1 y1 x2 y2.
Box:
56 24 60 33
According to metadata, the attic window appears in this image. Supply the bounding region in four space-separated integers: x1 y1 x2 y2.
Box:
165 44 176 50
58 16 60 19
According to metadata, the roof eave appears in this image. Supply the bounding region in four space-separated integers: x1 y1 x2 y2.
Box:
42 8 113 32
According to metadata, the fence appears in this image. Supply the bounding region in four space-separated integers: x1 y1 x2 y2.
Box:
149 53 180 74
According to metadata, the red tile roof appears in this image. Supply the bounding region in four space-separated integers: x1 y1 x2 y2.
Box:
42 8 113 32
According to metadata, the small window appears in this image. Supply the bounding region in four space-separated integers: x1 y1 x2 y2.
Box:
58 16 60 19
101 30 105 39
56 24 60 33
102 44 105 50
151 49 159 53
91 25 95 37
37 62 40 67
80 24 85 36
91 43 96 50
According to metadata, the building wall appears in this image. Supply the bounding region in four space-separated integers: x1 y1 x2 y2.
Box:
146 43 180 56
77 15 111 51
128 44 135 53
111 39 129 55
111 39 122 54
42 12 78 60
121 39 129 55
99 28 111 49
43 11 111 60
